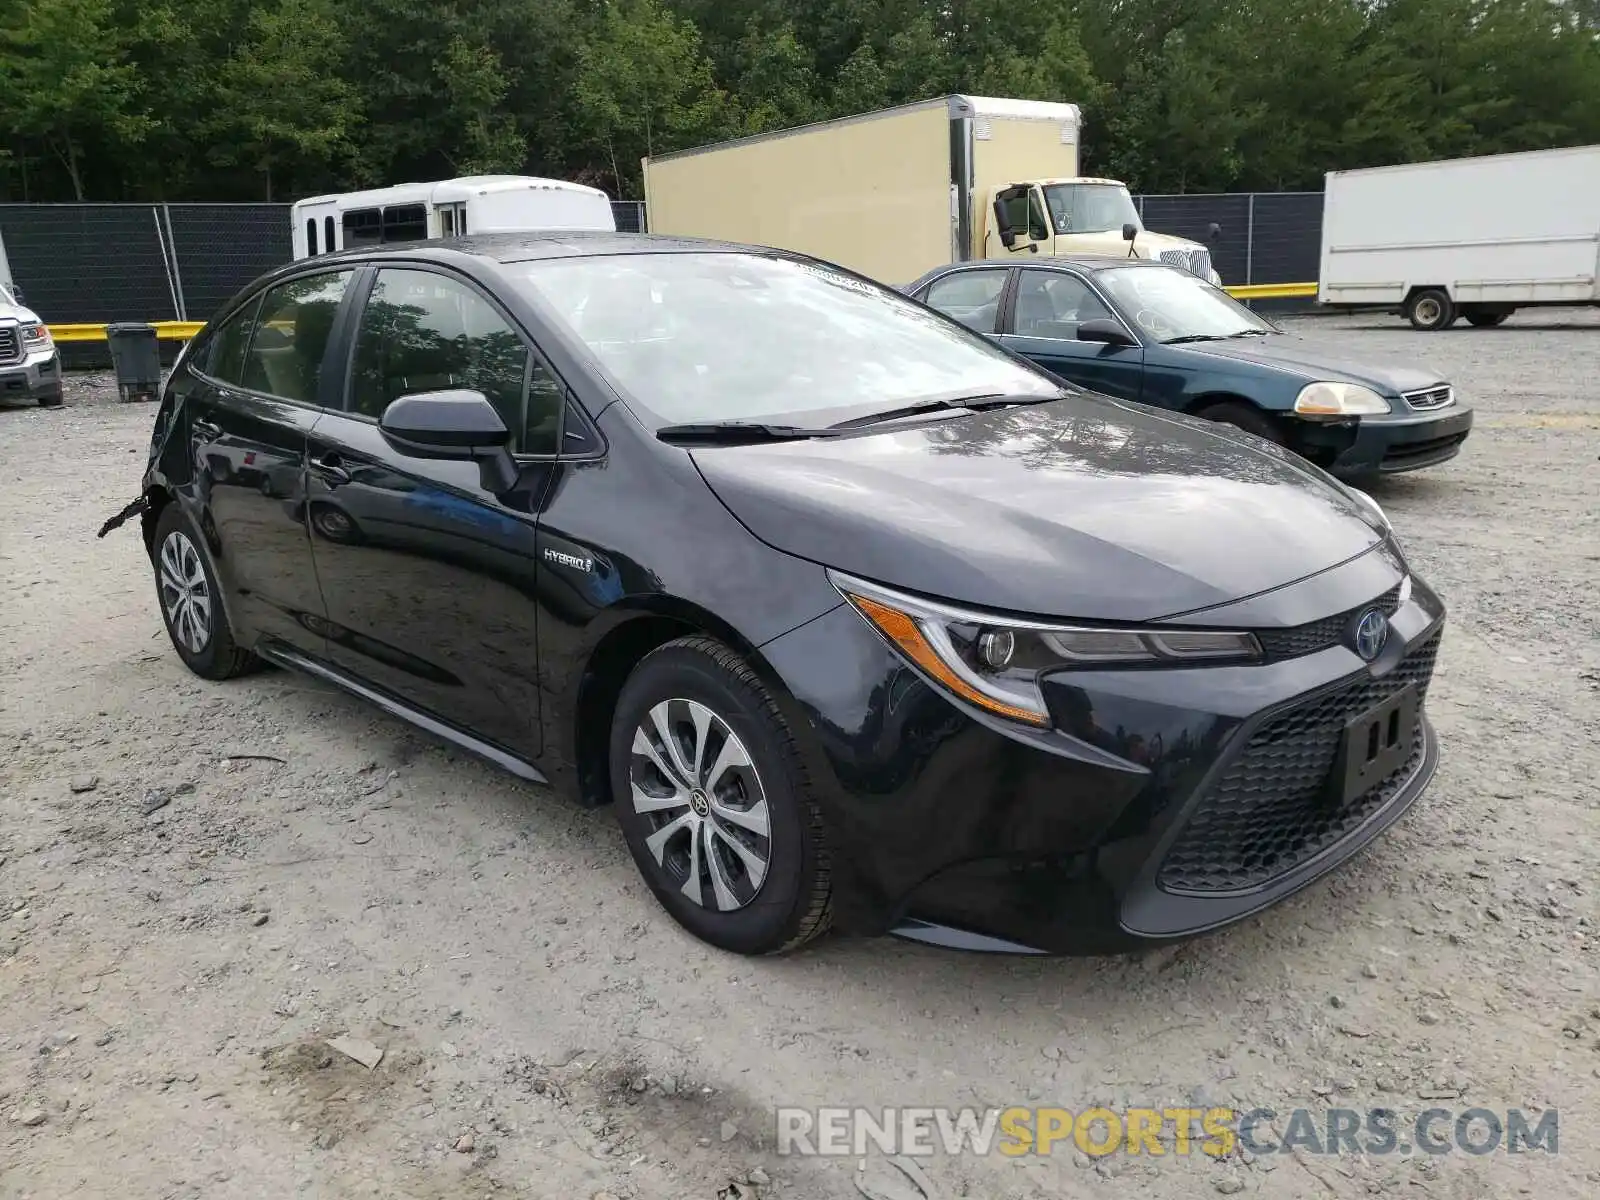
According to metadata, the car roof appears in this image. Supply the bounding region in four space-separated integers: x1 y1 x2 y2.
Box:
291 231 760 270
906 254 1174 288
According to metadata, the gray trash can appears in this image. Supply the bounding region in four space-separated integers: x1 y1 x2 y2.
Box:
105 322 161 403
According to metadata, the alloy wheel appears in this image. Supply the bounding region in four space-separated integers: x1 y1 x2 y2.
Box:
158 530 212 655
629 698 772 912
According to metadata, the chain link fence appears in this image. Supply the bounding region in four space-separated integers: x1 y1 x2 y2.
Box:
0 194 1318 330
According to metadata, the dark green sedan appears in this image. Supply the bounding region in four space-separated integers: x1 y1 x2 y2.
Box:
904 257 1474 477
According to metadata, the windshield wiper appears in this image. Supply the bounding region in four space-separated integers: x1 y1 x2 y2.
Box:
655 421 836 446
1163 333 1234 344
1227 328 1274 337
828 392 1061 430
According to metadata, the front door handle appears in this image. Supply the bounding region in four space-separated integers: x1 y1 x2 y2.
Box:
310 452 352 486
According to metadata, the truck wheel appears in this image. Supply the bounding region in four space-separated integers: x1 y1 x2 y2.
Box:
37 387 64 408
1464 307 1512 328
1404 289 1455 331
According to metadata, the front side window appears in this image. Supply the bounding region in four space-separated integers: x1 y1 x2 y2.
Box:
239 271 354 402
349 268 558 454
514 252 1059 427
1096 265 1271 343
923 269 1008 334
1013 271 1115 339
1044 184 1142 236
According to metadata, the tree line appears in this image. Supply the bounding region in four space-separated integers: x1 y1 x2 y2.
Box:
3 0 1598 204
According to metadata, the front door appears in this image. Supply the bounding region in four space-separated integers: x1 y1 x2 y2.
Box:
187 269 356 655
988 185 1052 259
998 269 1145 402
304 265 561 758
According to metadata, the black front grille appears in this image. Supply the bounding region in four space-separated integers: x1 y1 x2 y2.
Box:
1158 629 1442 894
0 326 19 363
1383 433 1469 467
1255 583 1403 661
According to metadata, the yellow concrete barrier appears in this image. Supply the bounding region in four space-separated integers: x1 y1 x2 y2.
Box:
49 321 206 343
1224 282 1319 300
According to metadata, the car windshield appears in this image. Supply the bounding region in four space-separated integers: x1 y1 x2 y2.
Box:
1043 184 1142 236
513 252 1059 426
1095 266 1274 342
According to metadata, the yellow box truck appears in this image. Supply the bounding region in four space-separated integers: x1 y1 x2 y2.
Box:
642 95 1221 286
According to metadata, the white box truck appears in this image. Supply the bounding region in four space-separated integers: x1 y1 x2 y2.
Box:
641 96 1220 287
1318 145 1600 330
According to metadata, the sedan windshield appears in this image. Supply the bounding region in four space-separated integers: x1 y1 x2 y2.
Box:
514 252 1059 426
1095 266 1274 343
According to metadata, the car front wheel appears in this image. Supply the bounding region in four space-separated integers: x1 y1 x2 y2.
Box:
609 636 831 955
152 503 259 680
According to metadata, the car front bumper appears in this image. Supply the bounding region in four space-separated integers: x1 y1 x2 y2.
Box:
1294 403 1474 477
760 550 1446 954
0 345 63 403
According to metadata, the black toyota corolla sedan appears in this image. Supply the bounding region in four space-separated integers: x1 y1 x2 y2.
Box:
106 232 1446 957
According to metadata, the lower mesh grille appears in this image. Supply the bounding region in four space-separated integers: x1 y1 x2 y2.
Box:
1157 630 1442 894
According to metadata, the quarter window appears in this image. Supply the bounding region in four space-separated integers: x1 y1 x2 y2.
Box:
348 268 561 455
1013 272 1115 339
205 297 264 386
237 271 354 402
924 270 1008 335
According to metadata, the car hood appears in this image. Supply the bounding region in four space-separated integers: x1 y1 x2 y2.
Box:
690 398 1386 622
1179 333 1445 394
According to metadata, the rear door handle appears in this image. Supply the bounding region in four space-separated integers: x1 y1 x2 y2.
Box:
310 452 351 486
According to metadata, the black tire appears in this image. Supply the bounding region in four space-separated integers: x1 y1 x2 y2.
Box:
1404 288 1455 331
609 636 831 955
1464 308 1511 328
1197 399 1283 445
36 388 63 408
151 503 259 680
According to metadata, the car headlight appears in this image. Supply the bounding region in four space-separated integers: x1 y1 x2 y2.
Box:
1295 382 1390 415
830 572 1262 727
1208 269 1222 287
20 323 53 350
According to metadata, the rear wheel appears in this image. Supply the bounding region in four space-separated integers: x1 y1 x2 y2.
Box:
1404 288 1455 331
1464 307 1512 328
609 636 831 955
152 504 258 680
1197 400 1283 445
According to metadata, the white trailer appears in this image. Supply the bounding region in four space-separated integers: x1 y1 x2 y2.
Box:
290 175 616 260
1318 145 1600 330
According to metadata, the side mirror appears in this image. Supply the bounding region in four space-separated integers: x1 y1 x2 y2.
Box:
1077 319 1135 347
1206 222 1222 242
379 389 520 493
1121 223 1138 243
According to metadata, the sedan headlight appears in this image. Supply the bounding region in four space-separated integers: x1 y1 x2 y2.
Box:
20 323 53 350
830 572 1262 727
1295 381 1390 415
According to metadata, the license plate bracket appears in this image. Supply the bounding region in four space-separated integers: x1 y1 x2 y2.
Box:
1332 684 1418 805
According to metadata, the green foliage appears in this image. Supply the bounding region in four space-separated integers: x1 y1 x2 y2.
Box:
1 0 1597 201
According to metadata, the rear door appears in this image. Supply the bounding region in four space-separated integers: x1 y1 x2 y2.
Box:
185 269 356 655
920 267 1013 336
997 268 1145 401
303 264 560 758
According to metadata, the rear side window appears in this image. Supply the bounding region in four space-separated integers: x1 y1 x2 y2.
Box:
237 271 354 403
205 296 264 385
381 204 428 244
343 208 381 248
924 269 1008 334
349 268 558 453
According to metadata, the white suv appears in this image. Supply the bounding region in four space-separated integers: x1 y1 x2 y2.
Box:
0 282 63 407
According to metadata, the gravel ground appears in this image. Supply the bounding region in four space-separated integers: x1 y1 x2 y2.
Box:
1 311 1596 1199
